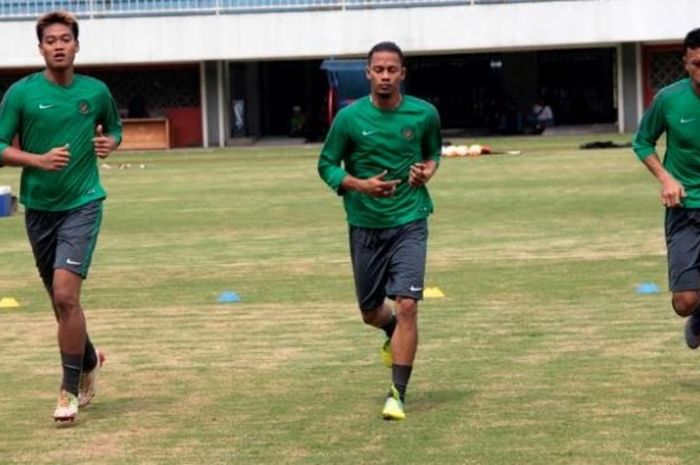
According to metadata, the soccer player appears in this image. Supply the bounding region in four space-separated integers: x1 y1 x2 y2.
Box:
318 41 441 420
634 27 700 350
0 11 122 423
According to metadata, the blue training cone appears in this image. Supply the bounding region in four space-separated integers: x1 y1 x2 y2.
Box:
635 282 661 294
217 291 241 303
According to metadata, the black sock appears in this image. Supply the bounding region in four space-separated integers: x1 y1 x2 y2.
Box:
689 310 700 336
391 364 413 402
382 314 397 339
61 352 83 396
82 336 98 372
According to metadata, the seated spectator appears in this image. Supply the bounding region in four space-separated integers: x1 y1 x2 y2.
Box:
532 99 554 129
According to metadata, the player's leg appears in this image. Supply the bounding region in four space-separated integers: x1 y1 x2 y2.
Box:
52 200 104 419
392 296 418 369
25 207 98 369
383 219 428 420
44 294 99 376
672 291 700 317
53 269 86 391
349 224 396 341
361 303 396 368
665 208 700 348
57 201 105 408
25 209 79 421
349 224 397 365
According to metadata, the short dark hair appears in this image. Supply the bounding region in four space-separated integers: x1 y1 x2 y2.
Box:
684 28 700 52
36 11 79 42
368 41 404 66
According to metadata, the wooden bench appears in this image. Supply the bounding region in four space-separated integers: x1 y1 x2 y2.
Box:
120 117 170 150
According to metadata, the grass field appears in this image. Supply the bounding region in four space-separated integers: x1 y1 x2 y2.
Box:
1 133 698 464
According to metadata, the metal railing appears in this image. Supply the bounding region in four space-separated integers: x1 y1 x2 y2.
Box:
0 0 593 19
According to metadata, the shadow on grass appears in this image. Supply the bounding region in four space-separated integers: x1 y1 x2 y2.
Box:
411 387 476 414
79 396 146 421
677 378 700 390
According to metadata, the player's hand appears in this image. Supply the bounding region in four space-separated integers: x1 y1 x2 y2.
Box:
660 176 686 207
37 144 70 171
409 162 435 187
362 170 401 198
93 124 117 159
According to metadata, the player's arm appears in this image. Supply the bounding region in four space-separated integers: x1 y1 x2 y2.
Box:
632 94 684 207
93 87 123 159
342 170 400 198
641 153 685 207
410 106 442 187
0 85 70 171
318 112 352 195
1 145 71 171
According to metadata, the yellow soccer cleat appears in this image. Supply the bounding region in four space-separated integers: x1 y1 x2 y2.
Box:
381 339 393 368
381 385 406 421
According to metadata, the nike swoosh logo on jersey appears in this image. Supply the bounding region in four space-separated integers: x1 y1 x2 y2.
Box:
38 104 55 110
362 130 378 136
680 117 696 124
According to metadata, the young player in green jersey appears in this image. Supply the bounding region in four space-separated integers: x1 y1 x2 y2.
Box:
318 41 441 420
0 11 122 424
633 28 700 350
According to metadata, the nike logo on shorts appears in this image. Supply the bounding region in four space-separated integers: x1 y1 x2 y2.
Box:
39 104 56 110
409 285 423 292
66 258 82 266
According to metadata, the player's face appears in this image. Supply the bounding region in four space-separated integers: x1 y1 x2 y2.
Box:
39 23 79 71
366 51 405 100
684 47 700 89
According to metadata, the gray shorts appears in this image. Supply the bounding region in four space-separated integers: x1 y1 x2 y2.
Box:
349 219 428 312
25 200 103 290
665 207 700 292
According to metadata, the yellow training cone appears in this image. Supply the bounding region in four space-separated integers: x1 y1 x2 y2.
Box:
423 287 445 298
0 297 20 308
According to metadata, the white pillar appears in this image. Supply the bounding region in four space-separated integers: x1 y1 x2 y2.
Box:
217 60 226 148
200 61 209 148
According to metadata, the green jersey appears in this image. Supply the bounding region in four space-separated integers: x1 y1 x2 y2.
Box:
318 95 442 228
0 72 122 211
633 78 700 208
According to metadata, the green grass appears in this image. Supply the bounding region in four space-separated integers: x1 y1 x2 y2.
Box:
0 133 697 464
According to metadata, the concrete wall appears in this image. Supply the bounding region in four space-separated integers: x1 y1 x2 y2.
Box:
0 0 696 68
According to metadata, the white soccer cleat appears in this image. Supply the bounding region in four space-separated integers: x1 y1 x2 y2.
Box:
79 348 105 408
53 390 79 423
381 384 406 421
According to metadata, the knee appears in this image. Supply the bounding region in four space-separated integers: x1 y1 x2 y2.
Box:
395 297 418 322
672 293 699 317
52 290 79 316
361 306 384 326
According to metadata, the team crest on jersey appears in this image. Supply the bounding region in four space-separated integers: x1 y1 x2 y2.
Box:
77 101 90 114
401 126 415 140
